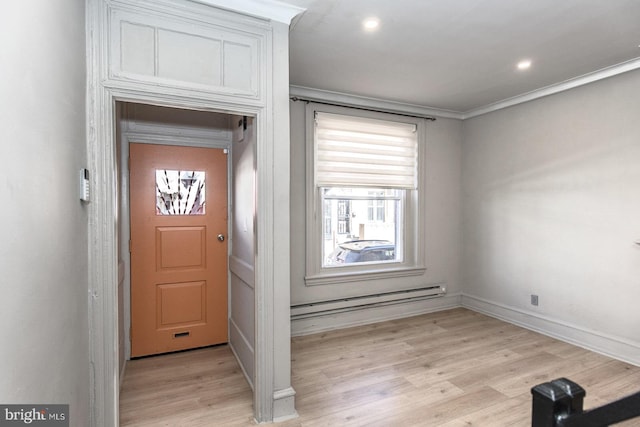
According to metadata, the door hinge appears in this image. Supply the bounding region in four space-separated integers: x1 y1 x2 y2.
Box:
129 239 132 253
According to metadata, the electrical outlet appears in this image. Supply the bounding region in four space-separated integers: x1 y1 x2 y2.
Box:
531 294 539 306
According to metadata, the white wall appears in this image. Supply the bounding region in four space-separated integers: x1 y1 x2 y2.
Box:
229 116 256 387
290 100 463 328
0 1 89 425
461 69 640 364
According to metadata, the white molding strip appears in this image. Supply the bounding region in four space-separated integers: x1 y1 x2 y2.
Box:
123 131 229 149
305 267 426 286
463 57 640 119
229 317 255 390
291 293 461 337
229 255 255 289
461 294 640 367
290 85 464 120
193 0 305 24
124 121 232 144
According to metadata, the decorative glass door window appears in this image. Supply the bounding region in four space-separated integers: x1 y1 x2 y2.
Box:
156 170 206 215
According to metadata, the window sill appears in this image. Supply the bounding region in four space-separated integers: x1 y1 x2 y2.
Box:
304 266 426 286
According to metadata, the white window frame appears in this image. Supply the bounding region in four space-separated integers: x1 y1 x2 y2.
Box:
304 103 427 286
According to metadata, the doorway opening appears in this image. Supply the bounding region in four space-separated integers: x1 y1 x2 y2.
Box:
115 102 257 420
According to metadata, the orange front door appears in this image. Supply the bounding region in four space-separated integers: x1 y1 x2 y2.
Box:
130 143 228 357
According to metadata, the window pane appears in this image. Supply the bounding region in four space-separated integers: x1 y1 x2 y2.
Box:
322 187 402 267
156 170 205 215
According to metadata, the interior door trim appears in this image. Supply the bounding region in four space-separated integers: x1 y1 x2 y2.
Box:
86 1 295 425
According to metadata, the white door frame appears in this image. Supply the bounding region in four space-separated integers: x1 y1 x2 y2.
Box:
87 92 269 427
86 1 297 424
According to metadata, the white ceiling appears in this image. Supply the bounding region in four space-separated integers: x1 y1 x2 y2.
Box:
282 0 640 114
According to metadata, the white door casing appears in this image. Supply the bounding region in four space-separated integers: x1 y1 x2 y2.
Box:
86 0 302 424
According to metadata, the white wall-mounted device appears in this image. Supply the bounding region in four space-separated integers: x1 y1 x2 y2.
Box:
232 115 247 142
80 168 90 202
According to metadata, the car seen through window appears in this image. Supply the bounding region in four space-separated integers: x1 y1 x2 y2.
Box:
326 240 396 266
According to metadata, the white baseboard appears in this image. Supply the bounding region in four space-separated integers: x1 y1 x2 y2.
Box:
291 293 461 337
272 387 298 422
119 360 127 390
461 294 640 367
228 317 255 390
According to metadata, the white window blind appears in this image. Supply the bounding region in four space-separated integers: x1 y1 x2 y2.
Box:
315 112 418 189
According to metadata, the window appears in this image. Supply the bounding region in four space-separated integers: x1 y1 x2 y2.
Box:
305 104 427 285
323 187 401 267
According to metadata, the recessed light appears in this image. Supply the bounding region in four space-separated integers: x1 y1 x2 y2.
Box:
363 17 380 31
517 59 532 70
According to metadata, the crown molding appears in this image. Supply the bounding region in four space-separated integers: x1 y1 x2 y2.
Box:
463 57 640 119
289 85 464 120
292 57 640 121
193 0 305 24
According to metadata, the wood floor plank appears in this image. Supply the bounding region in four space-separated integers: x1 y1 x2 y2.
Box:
437 394 531 427
119 346 253 427
491 350 613 398
120 309 640 426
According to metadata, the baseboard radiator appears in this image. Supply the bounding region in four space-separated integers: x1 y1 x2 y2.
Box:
291 284 446 319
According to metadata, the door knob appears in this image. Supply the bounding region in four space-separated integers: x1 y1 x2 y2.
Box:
217 234 225 242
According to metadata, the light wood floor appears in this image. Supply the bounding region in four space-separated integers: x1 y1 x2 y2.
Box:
120 308 640 426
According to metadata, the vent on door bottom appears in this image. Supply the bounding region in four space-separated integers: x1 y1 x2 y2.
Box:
174 331 190 338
